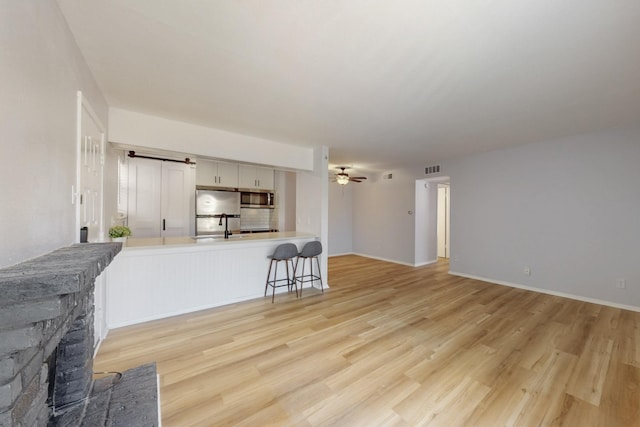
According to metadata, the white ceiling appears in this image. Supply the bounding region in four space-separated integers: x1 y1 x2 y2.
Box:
57 0 640 171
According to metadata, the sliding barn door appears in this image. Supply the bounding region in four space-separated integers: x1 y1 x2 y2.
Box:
127 157 194 238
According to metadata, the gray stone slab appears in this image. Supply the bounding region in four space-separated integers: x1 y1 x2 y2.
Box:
50 363 159 427
106 363 159 427
0 243 121 306
0 409 12 427
0 358 16 384
19 349 44 396
0 324 43 356
20 382 47 427
0 374 21 412
0 299 62 330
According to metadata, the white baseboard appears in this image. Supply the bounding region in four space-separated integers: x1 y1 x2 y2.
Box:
415 259 438 267
329 252 437 268
328 252 355 257
449 270 640 313
351 252 417 267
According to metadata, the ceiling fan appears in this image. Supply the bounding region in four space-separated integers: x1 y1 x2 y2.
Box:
333 167 367 185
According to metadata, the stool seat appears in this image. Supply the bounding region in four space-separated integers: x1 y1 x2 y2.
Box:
294 241 324 296
265 243 299 303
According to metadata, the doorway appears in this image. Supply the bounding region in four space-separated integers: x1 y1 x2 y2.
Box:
437 183 450 259
414 177 450 266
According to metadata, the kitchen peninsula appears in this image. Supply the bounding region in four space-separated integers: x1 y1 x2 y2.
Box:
105 232 318 328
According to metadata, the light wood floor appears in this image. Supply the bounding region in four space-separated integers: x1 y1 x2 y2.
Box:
95 255 640 426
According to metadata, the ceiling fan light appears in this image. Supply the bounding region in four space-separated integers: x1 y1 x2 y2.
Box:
336 175 349 185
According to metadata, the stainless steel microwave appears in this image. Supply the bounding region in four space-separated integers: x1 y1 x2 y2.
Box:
240 191 274 208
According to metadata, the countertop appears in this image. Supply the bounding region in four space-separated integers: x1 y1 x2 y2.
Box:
122 231 317 249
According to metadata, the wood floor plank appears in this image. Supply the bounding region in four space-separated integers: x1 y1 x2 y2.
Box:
94 255 640 426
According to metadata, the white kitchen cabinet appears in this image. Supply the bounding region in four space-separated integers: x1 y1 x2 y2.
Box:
239 165 274 190
127 157 195 237
196 159 238 188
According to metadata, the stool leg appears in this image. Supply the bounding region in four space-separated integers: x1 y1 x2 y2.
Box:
272 261 279 303
290 259 299 297
287 258 298 297
315 256 324 293
285 258 291 294
299 257 306 296
265 259 274 297
293 256 299 296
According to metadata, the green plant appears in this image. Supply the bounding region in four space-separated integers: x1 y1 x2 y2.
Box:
109 225 132 238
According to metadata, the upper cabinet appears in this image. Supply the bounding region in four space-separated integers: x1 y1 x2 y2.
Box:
196 160 239 188
239 165 274 190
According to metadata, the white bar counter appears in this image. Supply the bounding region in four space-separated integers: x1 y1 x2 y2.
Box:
106 232 317 328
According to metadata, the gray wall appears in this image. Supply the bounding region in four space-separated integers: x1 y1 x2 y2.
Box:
352 170 417 265
328 182 353 256
1 2 109 268
447 126 640 308
340 126 640 309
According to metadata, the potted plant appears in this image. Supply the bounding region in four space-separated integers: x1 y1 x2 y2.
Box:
109 225 132 242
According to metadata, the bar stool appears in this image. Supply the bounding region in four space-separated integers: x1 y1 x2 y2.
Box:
265 243 299 303
294 241 324 296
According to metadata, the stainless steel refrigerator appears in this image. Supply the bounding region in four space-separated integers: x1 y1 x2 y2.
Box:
195 189 241 236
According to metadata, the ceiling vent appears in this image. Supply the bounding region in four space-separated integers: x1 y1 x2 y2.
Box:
382 173 393 180
425 165 440 175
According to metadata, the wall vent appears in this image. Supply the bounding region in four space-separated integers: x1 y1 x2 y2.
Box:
425 165 440 175
382 173 393 180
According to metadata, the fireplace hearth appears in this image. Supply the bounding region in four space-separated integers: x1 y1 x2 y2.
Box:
0 243 158 427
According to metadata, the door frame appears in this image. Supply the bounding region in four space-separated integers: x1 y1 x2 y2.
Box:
74 91 106 242
415 176 451 266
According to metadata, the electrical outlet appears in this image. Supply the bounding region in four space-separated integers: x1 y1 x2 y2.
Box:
616 278 626 289
523 266 531 276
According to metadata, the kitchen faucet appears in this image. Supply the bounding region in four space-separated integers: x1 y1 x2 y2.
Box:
218 213 231 239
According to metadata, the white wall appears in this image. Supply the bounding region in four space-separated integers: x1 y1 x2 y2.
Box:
447 127 640 309
0 2 108 268
296 146 329 284
328 183 353 256
109 108 314 171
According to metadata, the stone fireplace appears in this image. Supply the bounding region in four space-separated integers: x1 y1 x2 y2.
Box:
0 243 158 426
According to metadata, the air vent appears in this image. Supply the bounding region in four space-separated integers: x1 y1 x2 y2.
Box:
382 173 393 180
425 165 440 175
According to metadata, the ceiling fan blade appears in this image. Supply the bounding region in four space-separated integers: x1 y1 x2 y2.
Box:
350 176 367 180
350 179 363 183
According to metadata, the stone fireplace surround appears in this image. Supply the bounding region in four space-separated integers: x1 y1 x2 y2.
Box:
0 243 158 426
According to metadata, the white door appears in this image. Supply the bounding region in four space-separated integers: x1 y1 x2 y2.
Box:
127 158 162 238
161 162 194 236
127 157 194 237
76 92 105 242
